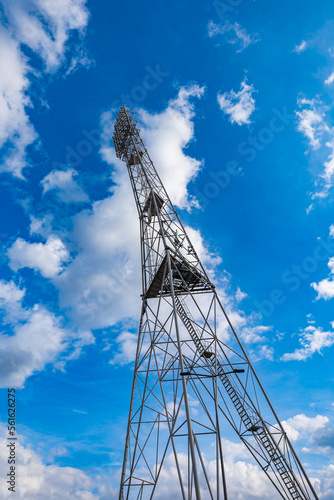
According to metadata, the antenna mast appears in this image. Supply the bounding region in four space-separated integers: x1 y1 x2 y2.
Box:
113 106 318 500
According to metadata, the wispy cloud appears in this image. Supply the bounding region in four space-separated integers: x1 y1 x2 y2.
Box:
318 140 334 196
296 97 334 198
311 226 334 301
217 79 256 126
294 40 308 53
257 345 274 360
325 72 334 85
235 287 247 302
208 20 259 52
240 325 272 344
281 323 334 361
41 169 89 203
0 29 38 178
1 0 90 72
109 331 139 366
296 97 329 149
306 203 314 214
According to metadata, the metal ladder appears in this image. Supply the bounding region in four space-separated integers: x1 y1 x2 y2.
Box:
174 295 205 355
174 295 304 500
216 356 302 497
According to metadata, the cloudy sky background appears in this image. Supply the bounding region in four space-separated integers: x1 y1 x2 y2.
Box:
0 0 334 498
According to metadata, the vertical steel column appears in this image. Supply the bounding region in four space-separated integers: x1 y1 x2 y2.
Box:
118 303 146 500
213 297 228 500
166 249 202 500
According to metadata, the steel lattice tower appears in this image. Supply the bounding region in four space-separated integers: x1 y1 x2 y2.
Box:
112 106 318 500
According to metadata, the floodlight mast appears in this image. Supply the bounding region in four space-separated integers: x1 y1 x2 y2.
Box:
112 106 318 500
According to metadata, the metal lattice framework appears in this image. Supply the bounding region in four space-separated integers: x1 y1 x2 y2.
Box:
112 106 318 500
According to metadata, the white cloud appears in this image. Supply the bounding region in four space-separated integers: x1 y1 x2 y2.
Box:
29 214 54 238
218 79 256 126
310 140 334 199
153 413 329 499
248 343 275 362
311 226 334 300
281 324 334 361
0 280 27 323
41 168 89 203
257 345 274 360
208 20 259 52
235 287 247 302
294 40 308 53
56 191 141 329
325 72 334 85
282 414 329 442
0 0 90 177
0 424 289 500
0 29 37 177
109 331 139 366
0 426 105 499
0 279 93 387
140 440 278 499
0 306 69 388
103 417 334 499
241 325 272 344
10 87 271 369
282 413 334 463
306 203 314 214
296 98 329 149
185 225 222 270
296 98 334 197
321 140 334 191
45 86 207 331
8 236 71 278
0 280 92 388
315 464 334 499
311 258 334 299
136 85 206 210
1 0 90 72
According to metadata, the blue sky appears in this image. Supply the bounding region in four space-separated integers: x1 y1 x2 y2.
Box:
0 0 334 498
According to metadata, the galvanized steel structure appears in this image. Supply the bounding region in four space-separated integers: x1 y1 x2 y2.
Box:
113 106 318 500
